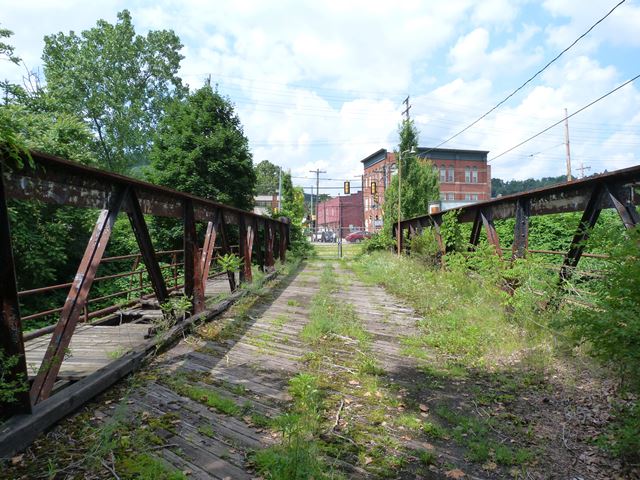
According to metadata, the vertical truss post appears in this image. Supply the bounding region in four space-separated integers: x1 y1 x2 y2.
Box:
239 216 255 283
432 217 445 254
273 224 280 261
127 189 168 305
200 213 218 293
183 199 204 314
469 210 482 247
285 220 290 251
265 221 275 271
254 218 265 272
279 222 287 262
238 216 247 284
392 223 398 253
512 199 530 259
31 187 127 404
217 212 236 292
398 223 405 254
0 164 31 414
560 185 604 281
606 184 640 229
480 209 502 257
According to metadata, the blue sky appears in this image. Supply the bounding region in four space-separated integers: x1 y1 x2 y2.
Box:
1 0 639 195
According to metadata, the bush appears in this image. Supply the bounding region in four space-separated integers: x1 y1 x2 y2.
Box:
559 228 640 385
362 232 395 253
409 228 441 267
440 209 465 252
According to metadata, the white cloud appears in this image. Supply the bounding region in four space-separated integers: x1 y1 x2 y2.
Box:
543 0 640 49
0 0 638 188
448 24 543 78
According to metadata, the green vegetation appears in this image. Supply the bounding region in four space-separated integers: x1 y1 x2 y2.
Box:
164 374 244 416
0 351 28 406
42 10 186 174
354 215 640 465
435 405 532 466
301 265 370 345
1 10 296 334
255 159 281 195
361 231 396 253
252 373 336 480
148 80 255 210
9 388 188 479
382 119 439 236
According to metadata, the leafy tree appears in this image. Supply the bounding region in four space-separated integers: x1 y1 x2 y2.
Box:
42 10 186 173
383 120 439 235
255 159 280 195
148 81 256 210
275 171 310 256
0 25 20 65
491 175 565 197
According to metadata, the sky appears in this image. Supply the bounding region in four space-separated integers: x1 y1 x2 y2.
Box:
1 0 639 195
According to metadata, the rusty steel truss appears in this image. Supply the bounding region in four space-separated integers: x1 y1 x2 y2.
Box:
395 164 640 268
1 150 290 414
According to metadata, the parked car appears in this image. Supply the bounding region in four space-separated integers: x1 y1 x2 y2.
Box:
345 231 372 243
321 230 336 243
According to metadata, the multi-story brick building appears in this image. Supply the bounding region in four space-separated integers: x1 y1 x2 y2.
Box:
361 147 491 232
316 191 364 237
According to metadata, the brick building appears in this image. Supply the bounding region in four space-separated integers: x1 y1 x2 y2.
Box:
253 194 278 216
316 191 364 236
361 147 491 232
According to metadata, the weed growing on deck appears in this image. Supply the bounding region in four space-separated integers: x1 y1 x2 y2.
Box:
301 264 370 346
252 373 343 480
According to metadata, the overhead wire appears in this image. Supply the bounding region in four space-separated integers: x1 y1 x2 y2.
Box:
488 73 640 163
419 0 628 155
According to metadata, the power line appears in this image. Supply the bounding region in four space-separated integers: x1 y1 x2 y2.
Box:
488 73 640 163
421 0 627 154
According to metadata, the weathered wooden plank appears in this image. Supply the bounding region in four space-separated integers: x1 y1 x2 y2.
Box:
0 270 279 458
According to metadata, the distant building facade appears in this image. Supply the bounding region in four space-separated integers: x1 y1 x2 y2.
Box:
253 194 278 216
361 149 397 232
361 147 491 231
316 191 364 235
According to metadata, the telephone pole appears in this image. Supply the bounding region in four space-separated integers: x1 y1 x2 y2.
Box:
576 162 591 178
277 167 282 211
564 108 572 181
402 96 411 120
309 168 326 230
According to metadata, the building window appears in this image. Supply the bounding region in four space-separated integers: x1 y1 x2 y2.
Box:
439 165 446 182
465 194 471 201
440 192 446 200
465 167 471 183
472 166 478 183
472 194 478 201
447 193 455 201
447 165 454 182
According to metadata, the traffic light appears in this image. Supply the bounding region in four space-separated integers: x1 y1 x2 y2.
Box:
344 181 350 194
371 181 377 194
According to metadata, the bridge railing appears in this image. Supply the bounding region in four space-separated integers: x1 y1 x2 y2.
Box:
395 164 640 278
18 246 243 342
1 149 290 413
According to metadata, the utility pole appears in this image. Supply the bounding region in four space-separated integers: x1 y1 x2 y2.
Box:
402 95 411 120
309 168 326 231
277 167 282 211
564 108 572 182
338 194 342 258
577 162 591 178
309 186 314 231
